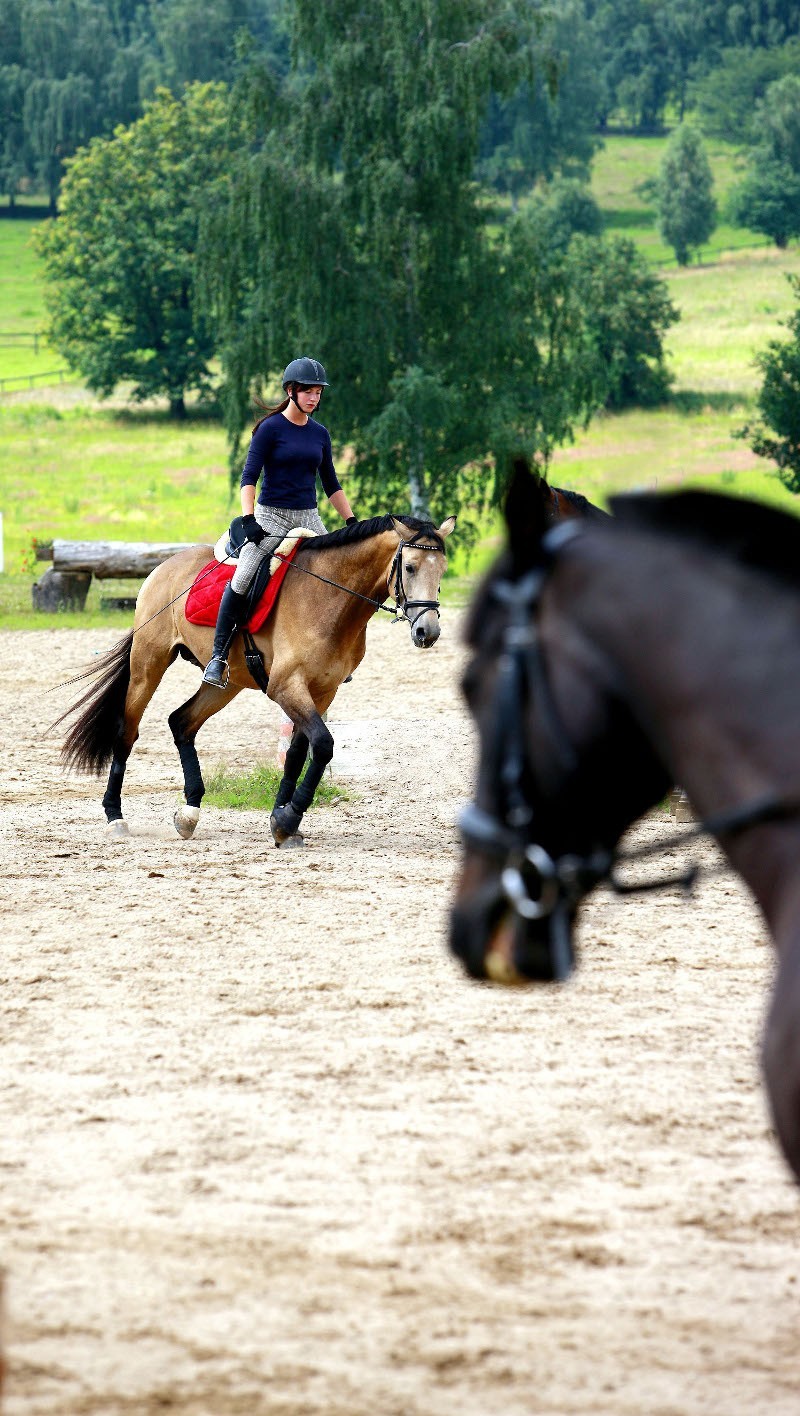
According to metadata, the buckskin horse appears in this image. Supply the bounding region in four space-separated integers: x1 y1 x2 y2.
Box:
450 461 800 1185
57 513 455 846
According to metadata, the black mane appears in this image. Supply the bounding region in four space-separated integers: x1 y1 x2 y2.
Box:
610 488 800 589
298 514 445 554
552 484 609 519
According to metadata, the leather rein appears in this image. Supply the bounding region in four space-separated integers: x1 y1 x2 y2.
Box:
458 526 800 926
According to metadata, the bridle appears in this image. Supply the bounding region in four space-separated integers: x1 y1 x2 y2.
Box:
386 530 444 630
458 527 800 981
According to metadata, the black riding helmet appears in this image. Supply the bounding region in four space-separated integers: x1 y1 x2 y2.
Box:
282 357 329 411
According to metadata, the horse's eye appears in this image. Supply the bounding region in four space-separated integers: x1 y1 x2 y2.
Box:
406 564 416 575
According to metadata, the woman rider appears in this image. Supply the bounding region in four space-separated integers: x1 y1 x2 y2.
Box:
203 356 356 686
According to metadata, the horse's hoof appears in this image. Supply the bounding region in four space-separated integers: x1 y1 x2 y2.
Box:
270 803 303 845
174 806 200 839
106 818 130 838
277 833 305 850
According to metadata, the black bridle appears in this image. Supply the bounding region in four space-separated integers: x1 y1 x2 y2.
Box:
458 530 800 980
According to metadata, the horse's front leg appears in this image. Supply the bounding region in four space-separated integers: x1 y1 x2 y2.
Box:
762 946 800 1185
270 710 333 846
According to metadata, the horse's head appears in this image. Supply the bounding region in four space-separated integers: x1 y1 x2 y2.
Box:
449 463 668 985
389 515 456 647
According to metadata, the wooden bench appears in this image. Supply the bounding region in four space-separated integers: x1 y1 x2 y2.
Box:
32 538 196 611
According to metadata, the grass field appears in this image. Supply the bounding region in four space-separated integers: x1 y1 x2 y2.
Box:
0 220 71 387
2 128 800 624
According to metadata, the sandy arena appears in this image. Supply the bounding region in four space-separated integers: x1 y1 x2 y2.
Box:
0 613 798 1415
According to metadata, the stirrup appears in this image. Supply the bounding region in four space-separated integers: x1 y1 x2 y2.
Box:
202 656 230 689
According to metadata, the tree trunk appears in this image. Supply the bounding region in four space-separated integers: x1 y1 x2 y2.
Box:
170 394 187 419
407 422 432 522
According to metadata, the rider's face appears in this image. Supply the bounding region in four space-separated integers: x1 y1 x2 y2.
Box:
295 384 323 413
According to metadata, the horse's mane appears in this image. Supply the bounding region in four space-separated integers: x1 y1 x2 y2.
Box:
610 489 800 589
551 484 608 519
298 514 446 554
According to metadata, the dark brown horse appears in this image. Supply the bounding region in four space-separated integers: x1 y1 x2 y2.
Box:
450 462 800 1184
58 513 455 846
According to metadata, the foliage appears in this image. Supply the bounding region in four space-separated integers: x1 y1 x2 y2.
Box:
567 233 678 408
690 40 800 144
477 1 602 202
201 0 550 523
727 157 800 248
741 274 800 491
35 83 240 415
533 177 603 247
0 0 289 207
657 124 716 265
727 74 800 247
482 211 677 482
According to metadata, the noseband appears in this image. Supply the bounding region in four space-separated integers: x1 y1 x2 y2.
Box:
388 530 445 630
458 527 800 980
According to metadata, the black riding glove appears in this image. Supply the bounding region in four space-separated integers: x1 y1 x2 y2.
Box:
346 516 358 525
242 514 265 545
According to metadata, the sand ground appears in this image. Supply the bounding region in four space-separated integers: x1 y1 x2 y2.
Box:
0 616 798 1415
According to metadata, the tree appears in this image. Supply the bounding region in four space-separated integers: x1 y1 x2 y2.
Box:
728 74 800 247
656 124 716 265
567 233 678 408
35 83 239 416
741 275 800 491
202 1 549 522
477 1 602 204
690 40 800 144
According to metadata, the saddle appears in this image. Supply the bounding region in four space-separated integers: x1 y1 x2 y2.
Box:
185 525 314 690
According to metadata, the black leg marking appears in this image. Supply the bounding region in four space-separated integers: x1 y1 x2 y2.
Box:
102 750 128 822
274 729 309 808
169 706 205 808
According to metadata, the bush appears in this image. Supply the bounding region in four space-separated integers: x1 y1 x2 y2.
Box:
742 274 800 491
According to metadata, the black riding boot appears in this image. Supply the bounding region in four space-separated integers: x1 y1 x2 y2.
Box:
202 584 249 687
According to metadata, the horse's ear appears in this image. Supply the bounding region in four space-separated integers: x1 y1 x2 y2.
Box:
437 515 456 539
390 516 416 542
504 458 548 571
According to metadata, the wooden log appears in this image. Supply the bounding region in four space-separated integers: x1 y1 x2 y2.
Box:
51 539 196 578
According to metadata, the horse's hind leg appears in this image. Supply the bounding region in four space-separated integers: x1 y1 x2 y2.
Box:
103 638 174 835
270 700 333 846
169 681 243 839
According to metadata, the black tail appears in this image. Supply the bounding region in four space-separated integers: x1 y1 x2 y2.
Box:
54 632 134 776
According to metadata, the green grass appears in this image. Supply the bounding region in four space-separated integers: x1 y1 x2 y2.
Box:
203 760 348 811
0 401 234 574
0 219 71 386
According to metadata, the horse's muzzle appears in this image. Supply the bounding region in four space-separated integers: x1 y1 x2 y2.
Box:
449 877 575 984
412 611 440 648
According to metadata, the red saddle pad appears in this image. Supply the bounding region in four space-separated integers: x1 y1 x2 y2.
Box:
184 542 301 631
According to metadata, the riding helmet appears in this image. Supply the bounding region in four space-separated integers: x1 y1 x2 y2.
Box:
282 356 329 389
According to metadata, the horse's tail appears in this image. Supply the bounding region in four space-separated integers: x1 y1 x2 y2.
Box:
54 631 134 776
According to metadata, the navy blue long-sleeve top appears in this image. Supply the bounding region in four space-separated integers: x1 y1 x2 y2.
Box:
240 413 342 509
